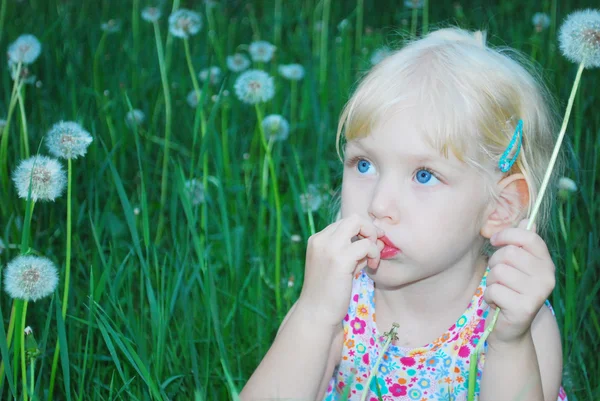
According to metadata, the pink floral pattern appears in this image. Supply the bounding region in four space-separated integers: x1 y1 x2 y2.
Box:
323 268 568 401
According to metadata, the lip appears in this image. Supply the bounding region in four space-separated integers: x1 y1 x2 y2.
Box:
379 235 400 259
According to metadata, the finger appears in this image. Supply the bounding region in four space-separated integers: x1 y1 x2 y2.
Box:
348 239 381 270
488 245 536 277
486 263 530 295
484 282 523 312
336 214 382 245
490 225 547 260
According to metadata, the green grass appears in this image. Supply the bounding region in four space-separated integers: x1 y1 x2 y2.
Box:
0 0 598 400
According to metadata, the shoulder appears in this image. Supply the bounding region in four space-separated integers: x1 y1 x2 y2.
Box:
531 302 564 400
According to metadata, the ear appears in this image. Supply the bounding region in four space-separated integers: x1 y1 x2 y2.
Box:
480 173 530 239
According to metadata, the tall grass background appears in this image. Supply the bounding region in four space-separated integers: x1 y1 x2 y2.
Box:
0 0 598 400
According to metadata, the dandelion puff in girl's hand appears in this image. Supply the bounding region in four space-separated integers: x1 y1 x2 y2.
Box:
12 155 66 202
4 255 59 301
125 109 145 128
185 179 206 205
234 70 275 105
101 19 122 33
168 9 202 38
226 53 251 72
46 121 93 160
278 64 305 81
7 34 41 64
559 8 600 68
141 6 162 22
262 114 290 141
198 66 222 85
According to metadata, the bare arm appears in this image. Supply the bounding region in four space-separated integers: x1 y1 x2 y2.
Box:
479 304 563 401
239 300 342 401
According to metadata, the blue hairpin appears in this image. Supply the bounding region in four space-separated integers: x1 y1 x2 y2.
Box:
498 119 523 173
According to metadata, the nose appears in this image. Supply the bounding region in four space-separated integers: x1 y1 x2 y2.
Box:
367 176 400 223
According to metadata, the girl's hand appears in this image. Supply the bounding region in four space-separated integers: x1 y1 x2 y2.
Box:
484 218 556 345
297 214 385 328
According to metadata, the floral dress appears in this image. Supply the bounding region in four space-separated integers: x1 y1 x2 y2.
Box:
323 268 569 401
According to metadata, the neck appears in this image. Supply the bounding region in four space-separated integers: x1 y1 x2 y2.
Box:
373 254 488 323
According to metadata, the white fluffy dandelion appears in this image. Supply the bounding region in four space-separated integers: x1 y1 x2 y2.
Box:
299 184 327 213
558 177 578 192
199 66 222 85
46 121 93 160
404 0 424 9
532 12 551 31
7 34 41 64
370 47 391 65
3 255 58 301
142 6 162 22
559 9 600 68
12 156 66 202
101 19 122 33
226 53 251 72
185 179 205 205
234 70 275 104
125 109 145 128
187 89 203 108
168 9 202 38
278 64 305 81
262 114 290 141
249 40 276 62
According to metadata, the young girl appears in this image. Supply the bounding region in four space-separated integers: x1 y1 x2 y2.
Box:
241 27 569 401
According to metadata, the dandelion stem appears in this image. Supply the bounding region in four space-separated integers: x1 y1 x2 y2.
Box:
17 86 30 159
30 357 34 398
153 21 173 244
255 104 283 318
361 323 399 401
20 301 28 401
468 58 587 401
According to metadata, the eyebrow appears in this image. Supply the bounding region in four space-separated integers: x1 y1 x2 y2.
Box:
345 141 462 170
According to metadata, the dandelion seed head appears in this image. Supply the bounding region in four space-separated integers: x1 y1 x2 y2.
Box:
168 9 202 38
290 234 301 243
46 121 93 160
125 109 145 128
404 0 424 9
249 40 276 62
101 19 122 33
226 53 251 72
133 207 140 216
532 12 551 32
299 184 326 213
7 34 41 64
12 156 66 201
199 66 222 85
278 63 305 81
142 6 162 22
370 46 392 65
261 114 290 141
558 177 577 192
185 179 205 205
234 70 275 104
559 9 600 68
4 255 58 301
186 89 203 108
24 326 33 336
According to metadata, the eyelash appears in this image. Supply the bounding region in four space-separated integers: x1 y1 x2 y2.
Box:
344 156 442 181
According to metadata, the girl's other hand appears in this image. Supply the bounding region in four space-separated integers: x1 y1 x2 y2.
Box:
297 214 385 328
484 218 556 345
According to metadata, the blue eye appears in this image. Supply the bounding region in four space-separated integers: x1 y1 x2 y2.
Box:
415 168 440 186
357 159 374 174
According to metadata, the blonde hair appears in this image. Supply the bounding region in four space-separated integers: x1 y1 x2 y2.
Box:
335 27 570 256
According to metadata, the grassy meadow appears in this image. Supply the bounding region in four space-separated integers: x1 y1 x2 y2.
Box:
0 0 598 400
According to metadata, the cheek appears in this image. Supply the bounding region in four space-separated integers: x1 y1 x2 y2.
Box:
340 179 371 217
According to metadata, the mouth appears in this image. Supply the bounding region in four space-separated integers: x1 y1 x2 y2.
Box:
379 235 401 259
